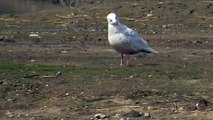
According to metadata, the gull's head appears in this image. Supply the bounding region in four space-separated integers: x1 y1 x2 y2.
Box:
107 13 118 25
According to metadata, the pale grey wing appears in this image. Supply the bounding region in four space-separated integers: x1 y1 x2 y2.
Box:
130 36 157 53
126 34 149 52
121 25 148 48
121 24 157 53
122 25 142 38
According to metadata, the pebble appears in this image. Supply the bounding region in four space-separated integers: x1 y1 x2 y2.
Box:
159 1 164 4
132 3 138 6
56 71 62 76
147 13 153 17
147 106 154 110
148 75 152 78
162 25 167 28
29 33 40 38
61 50 68 54
144 112 150 118
17 114 22 117
178 107 184 111
6 111 14 118
195 98 209 110
30 59 35 63
94 113 109 120
115 113 121 118
129 75 134 78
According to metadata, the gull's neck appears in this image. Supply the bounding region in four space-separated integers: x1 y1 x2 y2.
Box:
108 22 123 35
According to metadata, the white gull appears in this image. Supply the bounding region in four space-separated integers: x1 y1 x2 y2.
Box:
107 13 157 66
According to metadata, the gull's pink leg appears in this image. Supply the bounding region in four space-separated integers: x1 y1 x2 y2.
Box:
120 54 124 66
126 54 130 66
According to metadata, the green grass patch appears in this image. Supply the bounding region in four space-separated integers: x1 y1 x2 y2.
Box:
0 63 209 91
0 63 204 79
0 63 66 79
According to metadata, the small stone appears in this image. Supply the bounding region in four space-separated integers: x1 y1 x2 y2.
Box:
144 112 150 118
132 3 138 6
195 98 209 110
17 114 22 117
148 75 152 78
29 33 40 38
147 106 154 110
115 113 121 118
52 32 57 35
178 107 184 111
142 102 148 105
162 25 167 28
30 59 35 62
159 1 164 4
129 75 134 78
56 71 62 76
61 50 68 54
94 113 109 119
147 13 153 17
6 111 14 118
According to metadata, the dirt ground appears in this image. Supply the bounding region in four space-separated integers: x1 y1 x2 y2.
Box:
0 0 212 120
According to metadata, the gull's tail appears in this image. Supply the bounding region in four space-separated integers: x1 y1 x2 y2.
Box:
141 47 158 54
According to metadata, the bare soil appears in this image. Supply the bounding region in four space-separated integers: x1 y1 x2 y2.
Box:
0 0 212 120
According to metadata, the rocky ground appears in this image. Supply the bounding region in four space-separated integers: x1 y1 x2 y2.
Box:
0 0 212 120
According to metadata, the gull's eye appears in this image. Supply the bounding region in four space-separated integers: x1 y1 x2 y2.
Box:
109 19 112 22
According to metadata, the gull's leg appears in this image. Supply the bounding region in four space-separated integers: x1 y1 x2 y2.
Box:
126 54 130 66
120 54 124 66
